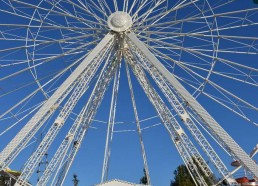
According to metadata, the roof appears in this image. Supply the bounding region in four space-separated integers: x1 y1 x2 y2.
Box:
0 168 21 177
95 179 150 186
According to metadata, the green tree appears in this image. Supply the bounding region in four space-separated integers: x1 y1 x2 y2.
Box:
170 161 217 186
254 0 258 4
140 169 148 185
170 165 195 186
0 175 5 186
72 174 79 186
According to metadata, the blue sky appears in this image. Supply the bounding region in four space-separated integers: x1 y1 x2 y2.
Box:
0 0 257 185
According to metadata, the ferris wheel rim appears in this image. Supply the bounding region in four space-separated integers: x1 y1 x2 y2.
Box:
0 0 257 185
22 0 224 102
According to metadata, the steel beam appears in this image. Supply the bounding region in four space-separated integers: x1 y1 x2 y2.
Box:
0 33 113 178
127 32 258 179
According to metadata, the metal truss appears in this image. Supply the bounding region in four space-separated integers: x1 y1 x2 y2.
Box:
125 61 151 185
124 49 209 186
37 42 122 186
126 37 235 183
52 51 122 186
127 32 258 180
16 36 114 185
1 1 257 184
0 33 115 172
1 30 257 186
101 62 121 183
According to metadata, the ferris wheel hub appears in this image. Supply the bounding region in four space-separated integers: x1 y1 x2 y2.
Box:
108 12 132 32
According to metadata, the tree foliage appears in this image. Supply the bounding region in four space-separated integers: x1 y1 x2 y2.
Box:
0 175 5 186
170 160 218 186
254 0 258 4
140 169 148 185
72 174 79 186
170 165 195 186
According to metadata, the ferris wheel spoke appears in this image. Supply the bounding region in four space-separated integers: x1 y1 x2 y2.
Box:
26 33 100 50
128 0 139 15
132 0 166 23
0 0 257 185
0 40 98 82
44 0 103 30
0 49 91 123
51 48 121 186
0 33 114 171
112 0 118 12
78 0 108 22
132 0 167 21
139 34 258 77
165 58 258 123
11 0 105 28
148 46 258 88
97 0 112 16
128 32 258 179
211 70 257 87
124 48 215 183
185 62 257 87
26 39 100 78
16 40 114 185
65 0 107 24
134 0 176 22
170 56 258 112
38 49 121 186
174 74 258 127
87 0 108 19
142 35 214 54
206 80 258 112
144 44 206 86
125 61 151 185
136 34 214 67
90 1 108 19
0 24 105 32
200 91 258 126
0 101 45 138
0 48 90 67
136 0 198 28
0 50 91 101
131 0 149 18
0 6 39 23
0 8 101 36
127 43 238 180
101 62 121 183
0 74 50 100
203 90 257 123
123 0 129 13
148 44 181 60
138 30 258 42
135 6 258 31
0 29 29 41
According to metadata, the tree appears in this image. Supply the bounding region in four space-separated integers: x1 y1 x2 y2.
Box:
0 175 5 186
72 174 79 186
254 0 258 4
170 165 195 186
170 161 218 186
140 169 148 185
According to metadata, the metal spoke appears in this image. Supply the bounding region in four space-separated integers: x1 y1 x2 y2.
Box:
0 1 257 185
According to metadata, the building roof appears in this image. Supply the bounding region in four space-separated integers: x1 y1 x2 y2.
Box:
95 179 150 186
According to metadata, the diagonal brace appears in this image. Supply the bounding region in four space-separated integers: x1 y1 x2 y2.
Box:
126 32 258 179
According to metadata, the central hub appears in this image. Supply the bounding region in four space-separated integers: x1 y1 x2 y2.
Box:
108 12 132 32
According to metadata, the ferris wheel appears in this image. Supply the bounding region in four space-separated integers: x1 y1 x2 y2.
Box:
0 0 257 185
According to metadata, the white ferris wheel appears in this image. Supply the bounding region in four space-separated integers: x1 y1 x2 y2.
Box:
0 0 257 185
